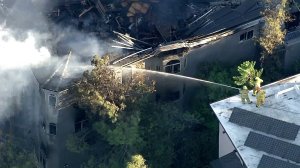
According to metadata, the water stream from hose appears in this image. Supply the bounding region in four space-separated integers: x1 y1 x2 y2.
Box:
119 67 240 90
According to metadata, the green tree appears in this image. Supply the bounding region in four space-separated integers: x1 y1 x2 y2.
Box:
233 61 263 87
66 134 90 153
259 0 289 55
76 55 154 123
81 156 101 168
126 154 147 168
74 54 155 167
185 62 238 167
0 140 37 168
139 100 199 168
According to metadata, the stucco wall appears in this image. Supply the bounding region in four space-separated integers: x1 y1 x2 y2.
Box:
183 25 261 77
219 124 235 158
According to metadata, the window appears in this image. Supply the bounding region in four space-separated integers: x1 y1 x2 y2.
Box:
49 94 56 107
75 112 88 133
240 30 254 42
240 33 246 41
247 30 253 39
49 123 56 135
165 60 180 73
75 120 88 133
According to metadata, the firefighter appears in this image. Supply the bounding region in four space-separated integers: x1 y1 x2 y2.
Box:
253 77 263 96
240 86 252 104
256 88 266 107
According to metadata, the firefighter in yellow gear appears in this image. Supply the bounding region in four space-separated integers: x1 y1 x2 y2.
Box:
256 88 266 107
240 86 252 104
253 77 263 96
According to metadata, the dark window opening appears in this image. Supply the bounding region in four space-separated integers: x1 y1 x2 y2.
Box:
165 66 172 73
75 112 88 133
75 120 88 133
247 30 253 39
240 30 254 42
240 33 246 41
49 94 56 107
165 60 181 73
49 123 56 135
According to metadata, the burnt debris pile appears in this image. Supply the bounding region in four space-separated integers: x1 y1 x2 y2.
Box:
46 0 222 46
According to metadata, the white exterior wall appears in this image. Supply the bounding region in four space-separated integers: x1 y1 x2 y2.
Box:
219 123 235 158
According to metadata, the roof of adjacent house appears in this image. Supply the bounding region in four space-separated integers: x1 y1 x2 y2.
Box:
210 151 244 168
210 74 300 168
183 0 264 38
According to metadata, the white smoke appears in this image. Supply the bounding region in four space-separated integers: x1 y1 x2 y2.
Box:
0 26 51 70
0 24 51 120
0 0 120 121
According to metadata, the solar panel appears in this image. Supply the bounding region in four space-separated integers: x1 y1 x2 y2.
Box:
229 107 300 140
258 155 300 168
245 132 300 163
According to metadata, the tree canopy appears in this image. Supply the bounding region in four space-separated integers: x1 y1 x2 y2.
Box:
259 0 289 55
233 61 263 87
71 55 203 168
0 140 37 168
126 154 147 168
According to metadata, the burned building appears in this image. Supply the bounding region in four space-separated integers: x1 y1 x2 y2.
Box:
110 0 300 104
2 0 300 167
110 0 264 103
31 52 93 168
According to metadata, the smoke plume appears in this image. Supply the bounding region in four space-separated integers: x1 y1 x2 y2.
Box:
0 0 116 121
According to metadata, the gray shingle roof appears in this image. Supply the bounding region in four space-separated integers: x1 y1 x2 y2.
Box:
184 0 264 37
210 151 244 168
